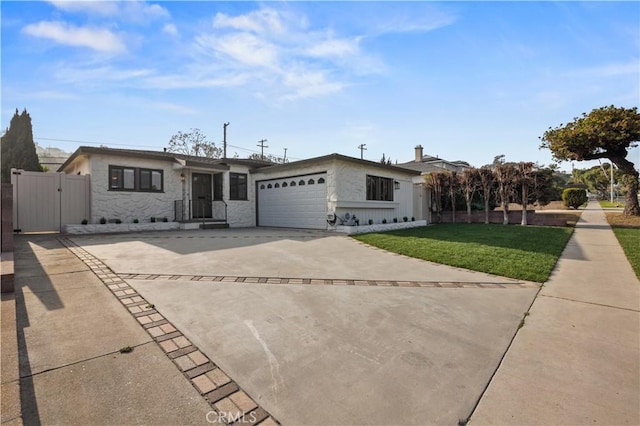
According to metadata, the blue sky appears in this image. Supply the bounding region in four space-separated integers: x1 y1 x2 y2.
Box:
2 1 639 171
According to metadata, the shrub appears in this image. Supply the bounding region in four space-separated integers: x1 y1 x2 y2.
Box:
81 219 88 225
115 219 122 224
393 218 398 223
403 216 408 222
99 217 106 224
162 217 168 222
133 219 139 224
411 217 415 222
150 217 156 223
382 218 387 224
368 219 373 225
562 188 588 209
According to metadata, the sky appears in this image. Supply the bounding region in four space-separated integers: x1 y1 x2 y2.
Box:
2 1 639 171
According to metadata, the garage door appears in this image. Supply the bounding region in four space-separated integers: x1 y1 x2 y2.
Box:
257 173 327 229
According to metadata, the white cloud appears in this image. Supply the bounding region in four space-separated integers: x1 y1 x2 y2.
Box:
47 1 119 15
54 64 154 84
305 37 361 58
213 8 291 36
163 23 178 37
23 21 126 53
196 32 279 69
47 0 170 22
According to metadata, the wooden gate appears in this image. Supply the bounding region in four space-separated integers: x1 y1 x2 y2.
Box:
11 169 90 233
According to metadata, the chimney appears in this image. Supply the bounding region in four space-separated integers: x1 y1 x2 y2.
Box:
414 145 423 162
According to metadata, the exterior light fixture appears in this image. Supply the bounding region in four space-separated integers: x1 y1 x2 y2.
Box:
394 180 400 190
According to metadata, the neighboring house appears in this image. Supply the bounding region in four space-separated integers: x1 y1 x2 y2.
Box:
396 145 472 222
58 146 420 230
35 144 71 171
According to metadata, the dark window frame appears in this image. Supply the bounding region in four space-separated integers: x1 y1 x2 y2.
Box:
109 165 164 192
230 172 248 200
366 175 394 201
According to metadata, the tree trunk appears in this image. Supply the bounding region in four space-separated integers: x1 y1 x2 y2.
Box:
484 198 490 224
502 204 509 225
611 155 640 216
466 202 472 224
521 184 529 226
451 193 456 224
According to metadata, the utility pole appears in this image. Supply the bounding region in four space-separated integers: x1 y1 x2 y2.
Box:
283 148 288 163
223 122 230 159
257 139 268 160
358 143 367 160
610 162 615 203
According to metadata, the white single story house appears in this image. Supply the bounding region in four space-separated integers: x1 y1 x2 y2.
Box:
58 146 422 230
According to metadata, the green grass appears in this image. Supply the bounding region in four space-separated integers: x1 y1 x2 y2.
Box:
612 228 640 279
599 200 625 208
352 224 574 282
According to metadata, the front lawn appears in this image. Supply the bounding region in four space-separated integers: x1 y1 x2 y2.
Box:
352 224 574 283
605 212 640 279
599 200 625 208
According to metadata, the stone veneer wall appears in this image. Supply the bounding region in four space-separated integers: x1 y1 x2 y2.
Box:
82 154 182 224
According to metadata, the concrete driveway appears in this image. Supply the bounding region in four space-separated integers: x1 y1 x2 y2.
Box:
70 228 539 425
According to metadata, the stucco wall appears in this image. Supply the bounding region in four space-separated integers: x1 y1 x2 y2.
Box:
224 164 255 227
253 158 416 228
80 154 182 224
332 160 415 225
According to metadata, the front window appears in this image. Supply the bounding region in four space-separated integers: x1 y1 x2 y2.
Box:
366 175 393 201
230 173 247 200
109 165 163 192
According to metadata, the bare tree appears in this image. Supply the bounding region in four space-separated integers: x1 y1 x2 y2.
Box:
495 163 518 225
424 171 447 223
446 171 459 223
167 128 222 158
461 168 481 224
517 162 535 225
478 167 495 224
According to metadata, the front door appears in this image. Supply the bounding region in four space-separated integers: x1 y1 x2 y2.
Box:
192 173 212 218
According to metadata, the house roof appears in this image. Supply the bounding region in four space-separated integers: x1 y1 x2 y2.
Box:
58 146 421 176
57 146 274 172
397 156 471 174
251 153 421 176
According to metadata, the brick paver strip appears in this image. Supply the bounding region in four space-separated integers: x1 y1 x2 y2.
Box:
115 272 540 289
59 237 280 426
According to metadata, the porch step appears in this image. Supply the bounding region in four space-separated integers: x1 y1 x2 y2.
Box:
199 223 229 230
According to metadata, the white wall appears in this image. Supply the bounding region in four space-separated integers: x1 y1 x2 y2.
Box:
224 164 255 227
253 158 416 228
78 154 182 224
332 160 415 225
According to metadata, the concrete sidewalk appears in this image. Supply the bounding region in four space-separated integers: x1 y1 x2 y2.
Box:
3 235 214 425
470 201 640 425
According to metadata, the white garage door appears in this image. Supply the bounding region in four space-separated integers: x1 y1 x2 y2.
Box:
257 173 327 229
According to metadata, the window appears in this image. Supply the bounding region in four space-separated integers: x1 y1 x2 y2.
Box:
140 169 163 191
260 184 265 190
318 177 325 184
267 183 272 189
282 182 288 187
109 166 162 192
366 175 394 201
308 179 315 185
299 180 305 186
290 181 296 187
230 173 247 200
275 183 280 188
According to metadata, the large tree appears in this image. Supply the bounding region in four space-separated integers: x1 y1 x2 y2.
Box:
424 171 447 223
460 168 481 224
1 109 42 182
541 105 640 215
478 167 495 224
494 163 518 225
167 128 222 158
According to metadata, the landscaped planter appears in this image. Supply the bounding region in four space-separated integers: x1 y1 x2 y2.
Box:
331 220 427 235
64 222 179 235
